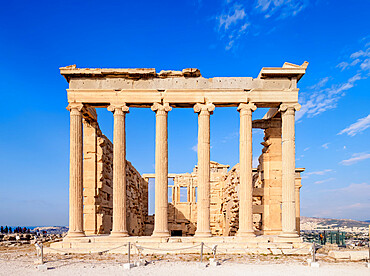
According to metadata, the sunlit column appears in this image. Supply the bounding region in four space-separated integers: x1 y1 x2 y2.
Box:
194 103 215 237
279 103 301 238
66 103 85 238
151 102 172 237
237 102 256 237
108 104 130 237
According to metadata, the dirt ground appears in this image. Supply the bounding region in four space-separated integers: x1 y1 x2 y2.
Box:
0 244 369 275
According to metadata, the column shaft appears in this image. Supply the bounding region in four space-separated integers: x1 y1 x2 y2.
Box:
237 103 256 237
109 105 129 237
152 103 171 237
279 103 300 238
67 104 85 237
194 103 214 237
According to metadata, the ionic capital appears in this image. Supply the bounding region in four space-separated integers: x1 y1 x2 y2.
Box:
279 103 301 113
193 103 215 114
151 102 172 113
66 103 84 112
237 103 257 114
107 104 129 115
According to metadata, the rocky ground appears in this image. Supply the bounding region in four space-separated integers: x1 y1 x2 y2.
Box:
0 244 369 275
0 233 64 248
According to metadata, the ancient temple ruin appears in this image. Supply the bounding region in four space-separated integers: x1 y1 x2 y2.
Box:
51 62 310 254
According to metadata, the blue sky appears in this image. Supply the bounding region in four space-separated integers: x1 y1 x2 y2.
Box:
0 0 369 226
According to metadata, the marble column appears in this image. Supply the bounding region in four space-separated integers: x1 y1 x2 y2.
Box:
237 103 256 237
67 103 85 237
108 104 130 237
151 102 172 237
194 103 215 237
279 103 301 238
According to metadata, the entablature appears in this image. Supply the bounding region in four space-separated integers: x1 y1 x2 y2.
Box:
61 62 308 108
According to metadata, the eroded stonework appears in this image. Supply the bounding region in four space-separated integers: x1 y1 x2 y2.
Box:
81 107 303 237
82 118 148 236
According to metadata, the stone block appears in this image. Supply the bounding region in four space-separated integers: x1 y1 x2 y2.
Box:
134 260 147 267
122 263 134 270
350 251 369 261
36 264 48 271
310 262 320 268
209 258 220 266
328 251 350 259
270 248 282 254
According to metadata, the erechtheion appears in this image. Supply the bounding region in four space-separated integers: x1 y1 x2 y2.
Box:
50 62 310 254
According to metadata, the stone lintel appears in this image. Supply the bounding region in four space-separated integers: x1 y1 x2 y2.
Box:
66 89 298 108
258 61 309 81
81 106 97 122
252 118 281 129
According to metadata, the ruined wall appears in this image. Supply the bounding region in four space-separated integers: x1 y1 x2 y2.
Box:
221 165 264 236
168 173 197 235
259 122 284 235
83 116 148 236
166 156 302 237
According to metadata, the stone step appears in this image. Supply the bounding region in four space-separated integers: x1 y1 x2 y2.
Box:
48 240 310 255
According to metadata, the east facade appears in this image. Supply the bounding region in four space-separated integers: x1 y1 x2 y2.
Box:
50 62 310 254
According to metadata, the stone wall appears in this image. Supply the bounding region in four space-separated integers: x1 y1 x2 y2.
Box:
221 165 264 236
81 109 302 237
82 116 148 236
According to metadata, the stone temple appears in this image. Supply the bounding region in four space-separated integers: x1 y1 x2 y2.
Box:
50 62 310 254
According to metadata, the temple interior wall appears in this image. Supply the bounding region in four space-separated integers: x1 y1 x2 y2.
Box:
81 109 302 237
82 118 148 236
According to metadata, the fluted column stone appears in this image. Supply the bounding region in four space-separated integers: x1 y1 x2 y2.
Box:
194 103 215 237
108 104 129 237
279 103 300 238
151 102 172 237
237 103 256 237
67 103 85 238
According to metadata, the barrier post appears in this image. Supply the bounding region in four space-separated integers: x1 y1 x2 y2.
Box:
312 242 316 263
35 242 44 265
200 242 204 263
212 245 217 259
128 242 131 264
41 243 44 265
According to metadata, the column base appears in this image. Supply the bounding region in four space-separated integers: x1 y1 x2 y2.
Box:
194 231 212 238
237 230 256 237
151 231 170 238
110 231 129 237
278 231 299 238
66 231 85 238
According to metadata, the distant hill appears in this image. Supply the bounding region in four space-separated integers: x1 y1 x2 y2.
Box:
301 216 369 230
33 226 68 234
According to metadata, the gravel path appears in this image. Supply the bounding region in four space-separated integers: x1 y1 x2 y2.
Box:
0 245 368 276
0 259 369 276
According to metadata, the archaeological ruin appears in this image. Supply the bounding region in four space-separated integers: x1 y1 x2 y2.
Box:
51 62 311 254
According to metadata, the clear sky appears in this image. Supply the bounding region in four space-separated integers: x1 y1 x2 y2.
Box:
0 0 369 226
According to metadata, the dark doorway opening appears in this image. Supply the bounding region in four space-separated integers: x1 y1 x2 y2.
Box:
171 230 182 236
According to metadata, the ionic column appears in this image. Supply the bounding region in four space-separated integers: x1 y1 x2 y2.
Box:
237 103 256 237
66 103 85 237
108 104 129 237
194 103 215 237
151 102 172 237
279 103 301 238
